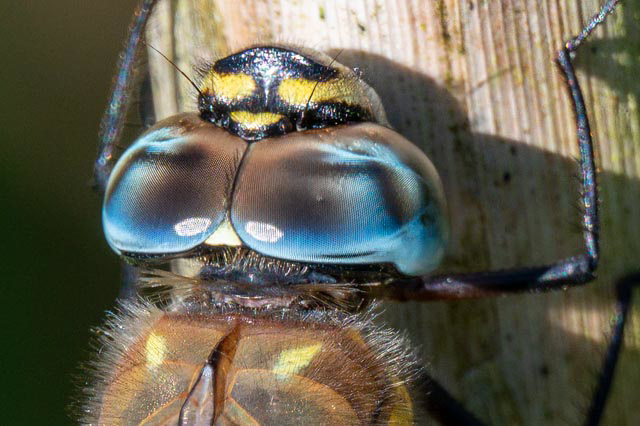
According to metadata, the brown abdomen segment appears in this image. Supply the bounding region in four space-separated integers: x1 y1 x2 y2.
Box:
93 308 415 425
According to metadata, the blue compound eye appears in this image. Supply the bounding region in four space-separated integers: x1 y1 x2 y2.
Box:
231 123 448 276
103 113 447 275
103 113 247 255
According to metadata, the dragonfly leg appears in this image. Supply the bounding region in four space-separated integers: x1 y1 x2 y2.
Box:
585 272 640 426
384 1 623 301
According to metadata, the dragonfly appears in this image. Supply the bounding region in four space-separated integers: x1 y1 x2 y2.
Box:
78 0 638 424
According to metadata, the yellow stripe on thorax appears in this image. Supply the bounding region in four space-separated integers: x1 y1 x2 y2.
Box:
388 382 414 425
145 332 167 369
230 111 284 129
200 71 256 100
277 77 359 106
273 343 323 377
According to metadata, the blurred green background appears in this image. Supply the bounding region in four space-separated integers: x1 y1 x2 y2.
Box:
1 1 138 423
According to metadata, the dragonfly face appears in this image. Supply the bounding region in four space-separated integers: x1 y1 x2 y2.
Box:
103 45 448 279
85 42 447 423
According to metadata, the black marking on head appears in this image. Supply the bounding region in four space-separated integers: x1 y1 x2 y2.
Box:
197 46 379 141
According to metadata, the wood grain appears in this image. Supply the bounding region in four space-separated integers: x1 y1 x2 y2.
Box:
145 1 640 424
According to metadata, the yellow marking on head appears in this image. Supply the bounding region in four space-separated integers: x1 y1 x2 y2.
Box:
145 332 167 369
204 219 242 247
200 71 256 100
230 111 284 129
277 77 360 106
273 343 322 377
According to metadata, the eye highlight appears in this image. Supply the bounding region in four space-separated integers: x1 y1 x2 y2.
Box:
103 117 447 276
103 114 247 255
230 123 448 275
103 47 448 277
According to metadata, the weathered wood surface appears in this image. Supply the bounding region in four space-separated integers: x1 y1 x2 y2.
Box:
145 1 640 424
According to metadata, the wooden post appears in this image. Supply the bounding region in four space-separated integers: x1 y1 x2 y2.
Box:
146 1 639 424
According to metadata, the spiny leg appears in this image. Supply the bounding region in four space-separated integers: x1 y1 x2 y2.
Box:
94 0 159 191
585 272 640 426
417 272 638 426
385 0 623 301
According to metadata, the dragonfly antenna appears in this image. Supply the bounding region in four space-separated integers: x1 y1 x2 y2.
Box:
145 42 204 98
301 49 344 127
